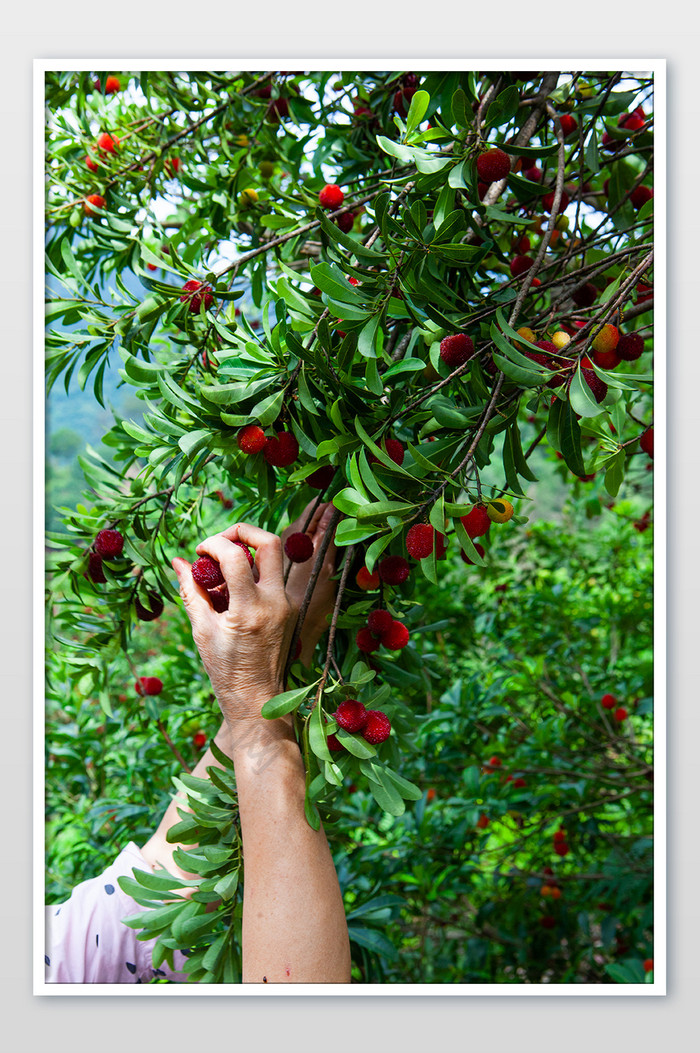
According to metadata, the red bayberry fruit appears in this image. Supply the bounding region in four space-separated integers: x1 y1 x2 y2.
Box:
135 676 163 696
487 756 502 768
210 586 230 612
614 707 628 722
180 279 214 314
105 76 121 94
378 555 411 585
439 333 474 368
617 333 645 361
461 505 491 539
523 164 543 182
558 114 578 136
134 592 164 621
476 814 490 829
630 185 653 209
380 620 410 650
581 368 608 403
553 841 570 857
476 148 511 183
266 97 289 122
335 211 355 233
334 699 368 733
356 627 382 654
96 132 119 154
367 609 394 637
284 532 314 563
192 556 225 589
636 282 653 304
370 438 405 466
572 282 597 307
319 184 345 209
406 523 435 559
327 731 344 752
263 431 299 467
643 958 654 973
95 528 124 558
619 113 645 132
193 731 207 749
85 154 99 173
601 693 617 710
553 829 566 843
85 552 106 583
513 777 527 788
362 710 391 744
542 188 570 213
356 566 380 591
306 465 335 489
639 427 654 458
237 424 267 454
460 542 485 565
510 255 534 278
83 194 106 217
232 541 255 568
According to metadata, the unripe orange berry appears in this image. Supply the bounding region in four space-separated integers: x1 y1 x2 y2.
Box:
592 324 619 355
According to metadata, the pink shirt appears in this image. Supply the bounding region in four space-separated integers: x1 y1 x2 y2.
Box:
45 842 189 984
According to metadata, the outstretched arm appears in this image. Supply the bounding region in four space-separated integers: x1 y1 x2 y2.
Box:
172 518 351 984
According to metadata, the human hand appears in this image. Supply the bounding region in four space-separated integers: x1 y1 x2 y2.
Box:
281 501 338 645
172 522 296 727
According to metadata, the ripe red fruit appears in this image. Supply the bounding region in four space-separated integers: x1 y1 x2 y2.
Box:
572 282 597 307
192 556 225 589
97 132 119 154
334 699 368 733
593 348 621 370
193 731 207 749
619 113 645 132
371 438 405 466
95 529 124 558
476 814 490 829
135 676 163 696
581 368 608 403
487 756 502 768
380 620 410 650
553 829 566 843
510 255 534 278
83 194 106 217
523 164 542 182
461 505 491 539
601 693 617 710
210 586 230 613
85 154 99 173
327 731 344 752
378 555 411 585
630 185 653 209
104 76 121 94
335 211 355 233
476 148 511 183
553 841 570 857
319 184 345 209
367 609 394 637
237 425 267 454
306 465 335 489
460 542 485 565
233 541 254 568
284 532 314 563
356 627 381 654
643 958 654 973
639 427 654 459
362 710 391 745
614 707 628 722
513 777 527 788
263 431 299 467
406 523 435 560
636 282 653 304
266 97 289 122
558 114 578 136
439 333 474 368
617 333 645 361
180 279 214 314
356 566 380 591
134 592 164 621
85 552 106 583
542 188 570 213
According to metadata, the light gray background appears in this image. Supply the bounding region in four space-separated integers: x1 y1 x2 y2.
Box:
4 7 696 1049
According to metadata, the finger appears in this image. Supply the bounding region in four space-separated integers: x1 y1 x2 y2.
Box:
195 533 259 599
172 557 217 626
229 522 285 590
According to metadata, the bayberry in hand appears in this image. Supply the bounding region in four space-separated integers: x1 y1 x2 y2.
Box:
192 556 225 589
362 710 391 744
334 699 368 733
95 529 124 558
284 532 314 563
319 184 344 209
263 431 299 467
406 524 434 560
476 148 511 183
180 280 214 313
135 676 163 696
461 505 491 539
439 333 474 368
378 555 411 585
233 541 255 568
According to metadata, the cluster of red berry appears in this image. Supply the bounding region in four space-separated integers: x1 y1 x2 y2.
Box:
329 699 391 747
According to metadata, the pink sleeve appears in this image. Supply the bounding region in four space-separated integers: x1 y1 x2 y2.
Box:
44 842 190 984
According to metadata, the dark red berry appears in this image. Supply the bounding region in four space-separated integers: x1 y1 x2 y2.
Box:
617 333 645 361
370 438 405 466
460 542 485 565
356 627 381 654
542 189 570 213
572 282 597 307
406 524 434 559
639 427 653 459
306 465 336 489
380 620 410 650
476 148 511 183
180 279 214 313
284 532 314 563
319 184 345 209
85 552 106 583
367 609 394 637
558 114 578 136
193 731 207 748
334 699 368 733
192 556 225 590
95 529 124 558
134 592 164 621
378 555 410 585
439 333 474 368
601 693 617 710
581 368 608 403
135 676 163 696
335 211 355 233
362 710 391 744
263 431 299 467
510 255 534 278
461 505 491 539
237 425 267 454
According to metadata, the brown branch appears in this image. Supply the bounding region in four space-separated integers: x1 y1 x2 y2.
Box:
315 545 356 705
156 718 192 773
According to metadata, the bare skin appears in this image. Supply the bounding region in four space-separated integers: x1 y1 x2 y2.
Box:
142 502 351 984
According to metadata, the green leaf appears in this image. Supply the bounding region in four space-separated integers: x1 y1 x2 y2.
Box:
604 448 626 497
336 728 377 758
357 314 380 358
405 89 430 136
261 683 315 719
550 397 586 477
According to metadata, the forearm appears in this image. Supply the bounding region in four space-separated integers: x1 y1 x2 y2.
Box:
228 714 351 984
